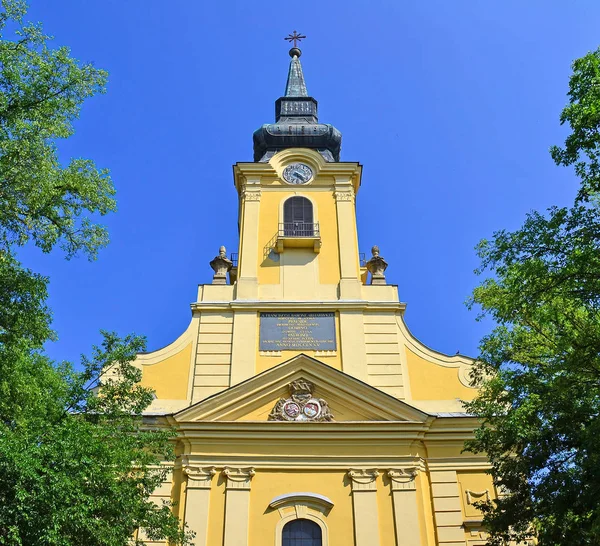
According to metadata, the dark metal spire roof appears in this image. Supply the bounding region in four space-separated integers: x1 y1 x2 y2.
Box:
252 47 342 163
285 50 308 97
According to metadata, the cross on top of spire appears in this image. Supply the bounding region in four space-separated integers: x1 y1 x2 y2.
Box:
284 30 306 48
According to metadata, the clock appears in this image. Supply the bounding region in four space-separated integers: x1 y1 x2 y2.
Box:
282 163 313 185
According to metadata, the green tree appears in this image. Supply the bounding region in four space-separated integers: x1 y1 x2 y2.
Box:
465 48 600 546
0 0 115 259
0 1 192 544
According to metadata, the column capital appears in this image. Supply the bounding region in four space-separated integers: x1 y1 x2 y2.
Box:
241 184 262 202
348 468 379 491
223 466 256 490
387 467 418 491
334 189 355 203
184 465 216 489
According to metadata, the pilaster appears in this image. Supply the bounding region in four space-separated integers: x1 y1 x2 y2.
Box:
339 310 368 381
388 468 422 546
236 180 261 300
229 310 258 385
183 465 216 546
429 469 466 545
334 178 362 300
348 468 381 546
223 467 256 546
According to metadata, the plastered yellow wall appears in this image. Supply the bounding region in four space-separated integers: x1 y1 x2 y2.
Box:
416 471 437 546
256 187 342 286
405 347 476 401
179 466 443 546
248 471 355 546
171 467 185 521
206 474 226 546
457 471 496 519
140 343 191 400
376 475 397 546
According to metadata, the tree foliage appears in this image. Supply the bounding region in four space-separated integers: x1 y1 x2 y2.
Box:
0 332 191 546
0 1 191 544
550 49 600 203
465 48 600 546
0 0 115 259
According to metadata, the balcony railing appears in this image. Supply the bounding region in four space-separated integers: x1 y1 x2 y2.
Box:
275 222 321 253
278 222 320 238
230 253 238 267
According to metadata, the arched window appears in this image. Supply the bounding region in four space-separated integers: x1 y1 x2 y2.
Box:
283 196 314 237
282 519 322 546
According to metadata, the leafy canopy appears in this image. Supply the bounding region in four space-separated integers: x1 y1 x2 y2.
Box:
465 47 600 546
0 0 115 260
0 1 192 544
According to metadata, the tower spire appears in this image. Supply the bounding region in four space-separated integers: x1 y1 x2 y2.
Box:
284 31 308 97
285 49 308 97
252 34 342 162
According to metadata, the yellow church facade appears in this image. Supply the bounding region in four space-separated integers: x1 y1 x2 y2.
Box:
135 44 496 546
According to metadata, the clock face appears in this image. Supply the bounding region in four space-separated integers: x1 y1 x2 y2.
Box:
282 163 313 185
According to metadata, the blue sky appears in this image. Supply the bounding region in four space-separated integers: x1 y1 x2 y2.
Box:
18 0 597 364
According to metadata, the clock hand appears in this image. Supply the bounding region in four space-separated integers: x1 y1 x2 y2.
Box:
295 170 308 182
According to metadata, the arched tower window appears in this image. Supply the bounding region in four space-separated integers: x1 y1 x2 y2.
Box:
283 196 314 236
282 519 322 546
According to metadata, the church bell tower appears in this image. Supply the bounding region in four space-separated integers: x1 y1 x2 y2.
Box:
135 37 493 546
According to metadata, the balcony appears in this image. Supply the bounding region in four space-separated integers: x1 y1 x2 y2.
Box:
276 222 321 253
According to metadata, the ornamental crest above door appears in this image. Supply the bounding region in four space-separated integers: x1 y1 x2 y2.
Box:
269 379 334 422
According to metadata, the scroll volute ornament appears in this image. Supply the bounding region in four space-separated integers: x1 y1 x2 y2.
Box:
347 468 380 491
387 467 418 491
268 379 334 422
183 465 216 488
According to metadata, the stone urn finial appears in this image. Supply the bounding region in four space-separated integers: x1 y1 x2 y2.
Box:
366 245 388 285
209 245 233 285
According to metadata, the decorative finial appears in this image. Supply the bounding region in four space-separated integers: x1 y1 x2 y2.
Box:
366 245 388 285
285 30 306 48
285 30 305 57
209 245 233 285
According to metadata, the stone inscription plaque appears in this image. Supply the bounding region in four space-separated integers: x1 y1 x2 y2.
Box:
259 312 336 351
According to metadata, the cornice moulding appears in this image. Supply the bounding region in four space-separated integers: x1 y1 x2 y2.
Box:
179 456 428 470
426 457 491 471
190 300 407 312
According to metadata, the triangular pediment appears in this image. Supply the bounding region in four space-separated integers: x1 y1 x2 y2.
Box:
174 354 429 423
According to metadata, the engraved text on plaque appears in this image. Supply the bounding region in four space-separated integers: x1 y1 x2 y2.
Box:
259 312 336 351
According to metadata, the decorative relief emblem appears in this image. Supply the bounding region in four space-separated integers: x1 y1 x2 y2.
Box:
465 489 491 504
268 379 333 422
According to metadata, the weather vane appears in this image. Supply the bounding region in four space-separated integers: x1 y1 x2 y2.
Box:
284 30 306 48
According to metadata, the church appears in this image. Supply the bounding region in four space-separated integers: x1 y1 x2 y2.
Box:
135 36 496 546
